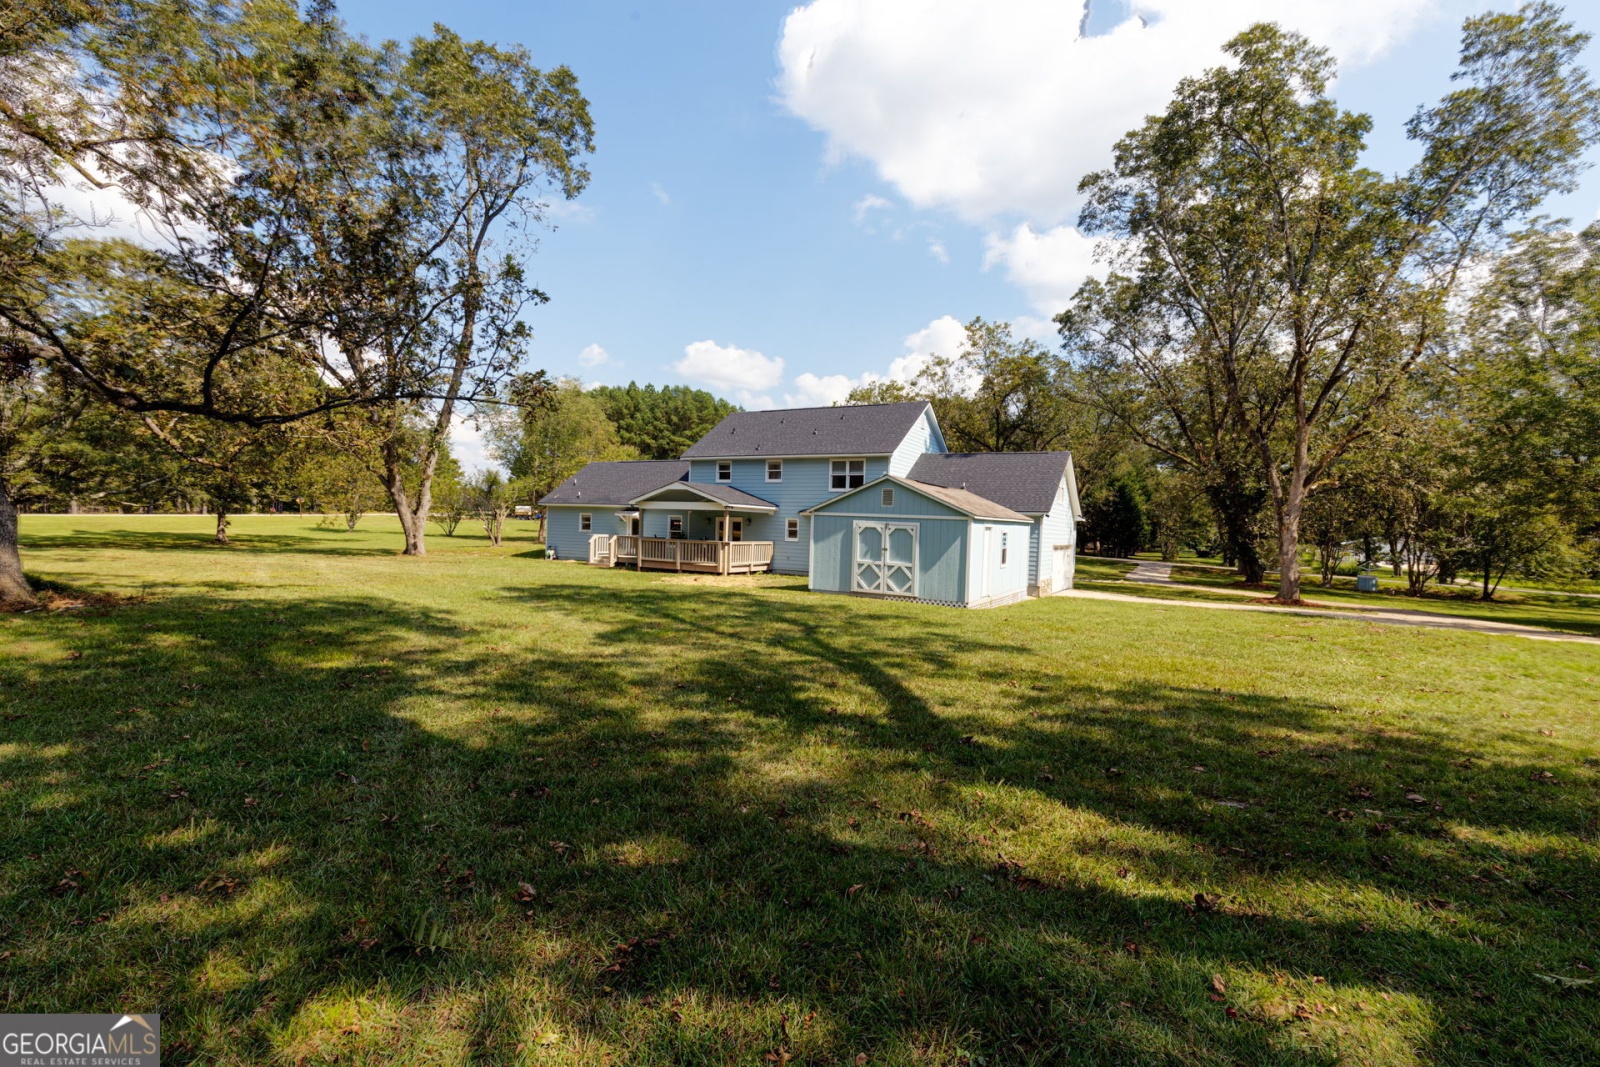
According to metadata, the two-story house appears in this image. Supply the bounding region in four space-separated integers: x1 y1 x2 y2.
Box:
539 401 1081 608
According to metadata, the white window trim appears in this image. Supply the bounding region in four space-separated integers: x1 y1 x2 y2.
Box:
668 514 684 538
766 459 783 482
785 518 799 541
716 461 732 482
1000 531 1009 568
579 512 592 531
829 458 867 492
881 486 895 508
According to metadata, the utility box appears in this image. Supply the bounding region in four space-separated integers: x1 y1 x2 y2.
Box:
1356 574 1379 593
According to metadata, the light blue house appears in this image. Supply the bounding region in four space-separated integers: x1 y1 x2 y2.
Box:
540 402 1082 607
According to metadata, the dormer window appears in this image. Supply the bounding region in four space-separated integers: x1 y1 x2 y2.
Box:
830 459 865 491
716 461 732 482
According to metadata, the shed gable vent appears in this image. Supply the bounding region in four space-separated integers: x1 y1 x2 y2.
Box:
881 487 895 507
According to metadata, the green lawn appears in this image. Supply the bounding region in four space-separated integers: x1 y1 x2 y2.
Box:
4 516 1599 1066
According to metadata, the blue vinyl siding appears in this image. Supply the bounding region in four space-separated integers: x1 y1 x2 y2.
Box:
1034 479 1078 591
888 407 946 476
544 506 596 562
685 456 892 575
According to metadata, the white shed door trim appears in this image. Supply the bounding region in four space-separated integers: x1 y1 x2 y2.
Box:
853 521 918 597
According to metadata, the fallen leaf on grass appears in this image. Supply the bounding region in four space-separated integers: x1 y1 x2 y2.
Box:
535 1030 561 1045
1404 793 1427 804
1211 974 1227 996
846 883 865 898
1535 973 1596 989
512 882 536 904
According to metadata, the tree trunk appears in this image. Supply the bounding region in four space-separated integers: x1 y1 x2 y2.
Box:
0 477 36 606
214 509 230 544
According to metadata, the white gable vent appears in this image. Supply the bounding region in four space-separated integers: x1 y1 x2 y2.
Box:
881 487 895 507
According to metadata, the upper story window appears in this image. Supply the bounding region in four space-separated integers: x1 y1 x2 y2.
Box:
766 459 783 482
716 461 732 482
881 487 895 507
830 458 866 491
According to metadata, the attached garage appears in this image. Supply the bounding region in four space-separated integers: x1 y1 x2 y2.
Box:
803 476 1034 608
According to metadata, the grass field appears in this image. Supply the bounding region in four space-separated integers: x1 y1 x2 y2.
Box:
4 515 1599 1066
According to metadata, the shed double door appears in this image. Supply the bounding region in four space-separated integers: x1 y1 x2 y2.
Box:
853 522 918 597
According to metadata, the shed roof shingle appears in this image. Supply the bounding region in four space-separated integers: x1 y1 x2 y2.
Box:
680 402 932 459
538 460 688 507
907 452 1073 515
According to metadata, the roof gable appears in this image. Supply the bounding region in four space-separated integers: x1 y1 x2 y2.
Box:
680 402 934 459
538 460 688 507
802 474 1030 522
907 452 1075 515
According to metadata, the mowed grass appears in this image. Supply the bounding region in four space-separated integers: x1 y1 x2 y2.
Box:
3 515 1599 1066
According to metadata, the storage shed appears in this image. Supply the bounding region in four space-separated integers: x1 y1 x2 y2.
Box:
802 475 1036 608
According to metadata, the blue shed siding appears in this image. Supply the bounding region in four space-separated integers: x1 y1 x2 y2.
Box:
807 480 976 605
808 514 969 604
888 408 946 477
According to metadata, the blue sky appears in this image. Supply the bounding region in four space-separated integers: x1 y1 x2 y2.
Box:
321 0 1600 467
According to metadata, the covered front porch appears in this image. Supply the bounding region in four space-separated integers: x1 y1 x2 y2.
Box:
587 481 778 575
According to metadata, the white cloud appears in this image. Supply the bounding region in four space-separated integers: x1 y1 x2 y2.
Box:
852 193 892 223
650 181 671 206
927 237 950 265
778 0 1441 225
577 342 611 368
448 412 498 475
781 314 973 406
675 339 786 408
785 372 861 407
983 223 1109 314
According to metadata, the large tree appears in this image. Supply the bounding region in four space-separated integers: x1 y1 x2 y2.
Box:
1063 4 1600 602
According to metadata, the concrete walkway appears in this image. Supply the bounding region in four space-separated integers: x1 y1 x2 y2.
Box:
1124 559 1178 584
1064 587 1600 645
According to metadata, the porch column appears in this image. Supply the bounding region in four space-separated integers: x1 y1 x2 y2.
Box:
721 505 730 575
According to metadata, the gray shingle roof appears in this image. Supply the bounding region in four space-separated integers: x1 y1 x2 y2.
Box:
630 482 777 510
907 452 1073 515
538 460 688 506
680 402 933 459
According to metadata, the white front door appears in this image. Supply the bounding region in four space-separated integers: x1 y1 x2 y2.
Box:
853 521 918 596
715 517 744 541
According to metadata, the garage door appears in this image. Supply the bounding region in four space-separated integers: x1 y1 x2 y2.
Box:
1052 545 1073 592
853 522 918 596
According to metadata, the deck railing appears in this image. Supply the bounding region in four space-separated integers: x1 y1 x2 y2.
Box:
587 534 773 574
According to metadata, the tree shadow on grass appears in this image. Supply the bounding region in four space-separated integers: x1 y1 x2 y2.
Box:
18 526 402 557
0 578 1595 1065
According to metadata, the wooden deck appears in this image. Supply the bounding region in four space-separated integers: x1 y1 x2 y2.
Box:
588 534 774 575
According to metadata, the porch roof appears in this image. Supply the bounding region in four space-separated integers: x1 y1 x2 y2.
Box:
628 481 779 512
